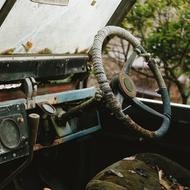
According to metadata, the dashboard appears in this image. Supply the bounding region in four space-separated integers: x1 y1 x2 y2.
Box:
0 87 101 164
0 55 101 165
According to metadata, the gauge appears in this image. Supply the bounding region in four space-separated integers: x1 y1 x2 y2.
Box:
41 103 56 115
0 119 21 149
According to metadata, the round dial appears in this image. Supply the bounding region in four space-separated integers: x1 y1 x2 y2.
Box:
41 103 56 115
0 119 21 149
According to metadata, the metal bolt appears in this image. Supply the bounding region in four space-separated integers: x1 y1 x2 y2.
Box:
17 117 24 123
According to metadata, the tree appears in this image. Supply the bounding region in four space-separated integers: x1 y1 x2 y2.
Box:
122 0 190 104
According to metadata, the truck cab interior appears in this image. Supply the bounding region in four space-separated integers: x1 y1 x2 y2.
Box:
0 1 190 190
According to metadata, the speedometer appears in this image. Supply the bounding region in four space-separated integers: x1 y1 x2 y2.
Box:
0 119 21 149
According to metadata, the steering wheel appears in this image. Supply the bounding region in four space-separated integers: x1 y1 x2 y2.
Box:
91 26 171 139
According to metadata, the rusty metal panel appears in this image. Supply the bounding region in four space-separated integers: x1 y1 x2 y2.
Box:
0 87 96 109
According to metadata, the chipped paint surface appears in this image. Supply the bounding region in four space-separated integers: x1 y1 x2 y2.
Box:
0 0 122 54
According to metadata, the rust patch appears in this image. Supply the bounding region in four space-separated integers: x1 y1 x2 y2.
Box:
34 138 64 151
37 82 76 95
0 89 26 101
0 82 76 102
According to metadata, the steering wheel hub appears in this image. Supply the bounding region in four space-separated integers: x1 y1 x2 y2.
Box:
118 73 136 98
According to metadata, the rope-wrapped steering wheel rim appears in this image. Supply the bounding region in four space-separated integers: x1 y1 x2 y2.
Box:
91 26 171 139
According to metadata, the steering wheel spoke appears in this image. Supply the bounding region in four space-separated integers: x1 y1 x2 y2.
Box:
132 97 164 119
115 92 132 114
123 51 138 74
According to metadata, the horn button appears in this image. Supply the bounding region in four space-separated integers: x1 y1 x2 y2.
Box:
118 72 136 98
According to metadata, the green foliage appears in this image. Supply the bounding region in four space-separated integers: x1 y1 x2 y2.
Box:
123 0 190 103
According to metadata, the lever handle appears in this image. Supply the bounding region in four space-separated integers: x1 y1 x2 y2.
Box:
28 113 40 146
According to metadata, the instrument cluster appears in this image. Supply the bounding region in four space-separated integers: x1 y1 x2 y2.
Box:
0 104 29 164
